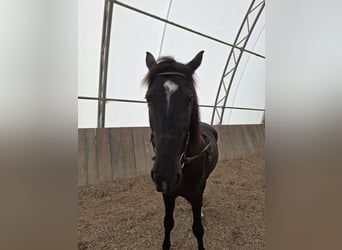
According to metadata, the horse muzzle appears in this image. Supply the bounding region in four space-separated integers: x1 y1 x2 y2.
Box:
151 171 182 193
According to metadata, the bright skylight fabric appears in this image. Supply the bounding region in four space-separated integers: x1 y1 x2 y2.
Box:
78 0 265 128
78 0 103 98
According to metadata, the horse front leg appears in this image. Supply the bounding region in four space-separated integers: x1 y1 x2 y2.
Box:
191 195 205 250
162 194 176 250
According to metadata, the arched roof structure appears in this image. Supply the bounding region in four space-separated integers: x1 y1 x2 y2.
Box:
78 0 265 128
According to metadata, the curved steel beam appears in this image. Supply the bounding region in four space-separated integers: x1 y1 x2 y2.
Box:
110 0 265 59
211 0 265 125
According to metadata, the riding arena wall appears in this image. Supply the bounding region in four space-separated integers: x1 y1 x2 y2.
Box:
78 124 264 186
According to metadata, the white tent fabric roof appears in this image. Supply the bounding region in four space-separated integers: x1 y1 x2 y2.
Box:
78 0 265 128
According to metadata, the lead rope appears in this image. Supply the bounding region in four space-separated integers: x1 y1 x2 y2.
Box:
182 143 211 164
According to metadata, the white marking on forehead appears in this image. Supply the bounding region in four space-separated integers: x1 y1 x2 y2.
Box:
164 80 178 94
163 80 179 111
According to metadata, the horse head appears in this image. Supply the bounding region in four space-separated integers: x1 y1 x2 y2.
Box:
144 51 204 193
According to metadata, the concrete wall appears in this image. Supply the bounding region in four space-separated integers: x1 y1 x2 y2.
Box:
78 124 264 186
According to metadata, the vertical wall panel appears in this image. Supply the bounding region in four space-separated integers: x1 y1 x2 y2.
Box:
133 127 147 175
120 127 136 177
242 125 257 155
96 128 112 182
85 129 98 184
142 127 154 173
109 128 125 178
78 130 88 185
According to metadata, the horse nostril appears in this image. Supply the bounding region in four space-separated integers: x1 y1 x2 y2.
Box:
151 171 155 181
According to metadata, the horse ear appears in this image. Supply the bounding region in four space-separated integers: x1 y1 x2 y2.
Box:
187 50 204 72
146 51 156 69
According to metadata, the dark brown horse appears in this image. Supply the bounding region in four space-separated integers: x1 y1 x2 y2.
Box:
143 51 218 250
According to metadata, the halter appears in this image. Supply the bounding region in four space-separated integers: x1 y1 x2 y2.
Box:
156 72 187 78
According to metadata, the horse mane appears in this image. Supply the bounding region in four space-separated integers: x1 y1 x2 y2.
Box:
143 56 201 148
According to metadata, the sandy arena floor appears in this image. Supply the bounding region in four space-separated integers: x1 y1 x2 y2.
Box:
78 154 265 250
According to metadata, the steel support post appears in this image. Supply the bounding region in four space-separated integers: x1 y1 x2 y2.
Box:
97 0 114 128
